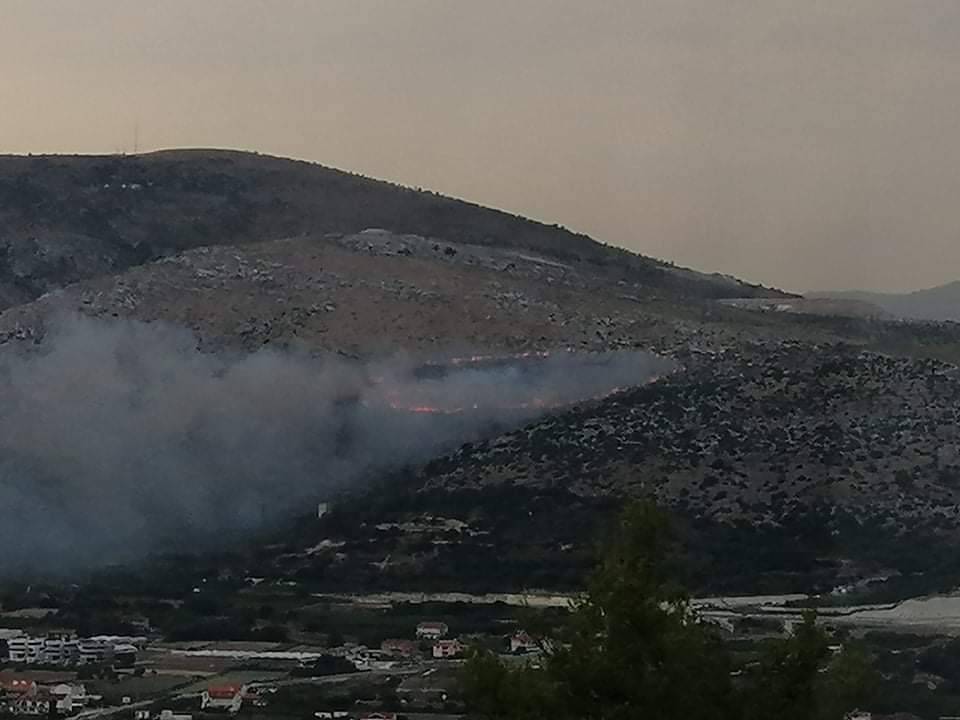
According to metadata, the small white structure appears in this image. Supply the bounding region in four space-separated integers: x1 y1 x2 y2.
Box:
416 621 448 640
159 710 193 720
49 683 89 713
317 502 330 519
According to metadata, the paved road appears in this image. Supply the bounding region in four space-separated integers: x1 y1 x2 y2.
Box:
74 692 200 719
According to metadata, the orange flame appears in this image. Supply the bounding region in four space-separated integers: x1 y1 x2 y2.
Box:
359 351 661 416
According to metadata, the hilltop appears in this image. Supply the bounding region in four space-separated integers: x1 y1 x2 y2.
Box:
0 150 785 312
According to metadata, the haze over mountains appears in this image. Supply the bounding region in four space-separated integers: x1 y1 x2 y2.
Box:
4 150 960 596
811 282 960 323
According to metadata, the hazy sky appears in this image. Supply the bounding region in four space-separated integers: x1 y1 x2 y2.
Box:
3 1 960 292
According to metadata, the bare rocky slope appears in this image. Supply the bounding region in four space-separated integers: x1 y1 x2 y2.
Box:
4 151 960 597
3 226 956 364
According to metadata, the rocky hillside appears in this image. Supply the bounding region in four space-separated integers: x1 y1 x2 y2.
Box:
420 345 960 519
4 151 960 599
0 229 701 357
3 225 957 366
257 342 960 596
0 150 786 311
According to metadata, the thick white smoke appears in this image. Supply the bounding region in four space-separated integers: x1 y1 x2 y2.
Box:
0 315 672 575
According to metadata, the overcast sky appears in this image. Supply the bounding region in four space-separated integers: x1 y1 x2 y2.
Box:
3 1 960 292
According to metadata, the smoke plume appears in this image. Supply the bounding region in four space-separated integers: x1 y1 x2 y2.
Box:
0 314 671 575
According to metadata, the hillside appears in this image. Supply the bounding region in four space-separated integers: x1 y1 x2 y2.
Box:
810 282 960 323
255 343 960 596
0 150 786 311
0 230 710 357
3 226 958 365
3 151 960 599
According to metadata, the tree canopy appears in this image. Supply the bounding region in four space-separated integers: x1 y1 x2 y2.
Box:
462 502 875 719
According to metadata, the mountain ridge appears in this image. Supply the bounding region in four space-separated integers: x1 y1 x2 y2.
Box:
0 150 790 312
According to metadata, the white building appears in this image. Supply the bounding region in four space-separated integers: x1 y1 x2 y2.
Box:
5 633 140 666
42 635 79 665
78 638 113 665
49 683 89 713
416 622 448 640
7 636 45 664
6 634 78 665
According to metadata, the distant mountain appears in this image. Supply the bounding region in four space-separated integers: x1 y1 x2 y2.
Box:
810 281 960 323
719 296 891 320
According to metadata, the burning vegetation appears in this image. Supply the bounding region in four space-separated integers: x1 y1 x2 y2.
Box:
370 350 668 416
0 314 672 575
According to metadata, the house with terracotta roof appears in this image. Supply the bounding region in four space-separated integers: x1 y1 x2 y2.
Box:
431 639 464 659
0 679 37 697
200 684 245 713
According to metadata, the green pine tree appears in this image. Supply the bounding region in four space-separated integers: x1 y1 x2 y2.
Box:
461 502 876 720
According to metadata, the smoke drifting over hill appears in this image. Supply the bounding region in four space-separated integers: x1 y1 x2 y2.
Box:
0 315 671 575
